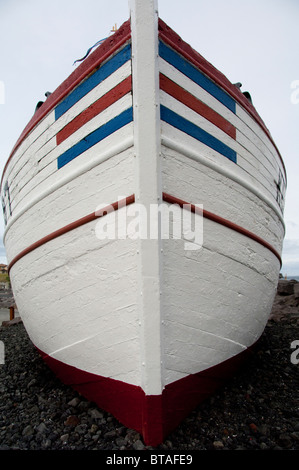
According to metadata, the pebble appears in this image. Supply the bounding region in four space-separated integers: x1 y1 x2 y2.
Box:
213 440 224 449
0 282 299 450
133 439 145 450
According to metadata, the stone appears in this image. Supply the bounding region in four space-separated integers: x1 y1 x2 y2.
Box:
60 434 69 444
36 422 47 434
90 424 98 434
213 440 224 449
89 408 104 420
133 439 145 450
249 423 258 433
76 424 87 435
104 430 117 439
116 437 127 447
260 442 268 450
27 378 37 388
64 415 80 427
22 425 34 437
278 433 292 448
41 439 52 449
277 280 294 296
67 397 81 407
294 283 299 300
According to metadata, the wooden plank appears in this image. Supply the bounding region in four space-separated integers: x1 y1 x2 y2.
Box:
8 194 135 272
8 96 133 212
159 40 236 113
1 19 131 184
57 75 132 144
162 193 281 265
57 106 133 169
161 105 237 163
161 147 284 250
55 43 132 120
10 225 140 385
5 147 135 260
159 57 283 191
6 62 132 203
160 73 236 139
158 17 286 181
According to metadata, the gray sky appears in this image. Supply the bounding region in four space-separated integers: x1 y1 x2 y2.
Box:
0 0 298 275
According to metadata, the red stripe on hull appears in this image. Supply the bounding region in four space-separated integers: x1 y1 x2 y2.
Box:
56 75 132 145
160 74 236 139
7 194 135 273
36 343 254 446
8 192 281 272
162 192 282 266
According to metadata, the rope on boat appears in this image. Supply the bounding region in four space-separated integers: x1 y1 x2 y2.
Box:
73 24 118 66
72 38 108 65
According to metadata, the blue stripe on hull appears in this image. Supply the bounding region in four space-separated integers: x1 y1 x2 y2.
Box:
57 106 133 169
161 105 237 163
55 43 132 120
159 41 236 114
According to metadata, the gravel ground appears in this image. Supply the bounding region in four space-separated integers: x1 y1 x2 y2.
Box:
0 282 298 452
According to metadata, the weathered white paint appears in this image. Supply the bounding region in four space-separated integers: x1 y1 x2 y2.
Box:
159 56 285 198
161 134 284 228
1 1 286 398
9 93 132 209
161 210 279 385
161 145 284 251
130 0 164 395
5 110 55 178
158 28 284 387
9 90 132 209
159 53 284 175
236 104 283 171
160 90 277 199
5 60 131 195
4 127 134 245
10 218 140 385
5 149 135 262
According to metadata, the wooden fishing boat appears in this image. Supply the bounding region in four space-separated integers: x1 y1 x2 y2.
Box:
1 1 286 446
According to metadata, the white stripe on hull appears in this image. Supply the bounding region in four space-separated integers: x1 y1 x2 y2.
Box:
8 68 132 211
10 94 132 209
159 57 281 179
161 146 284 252
159 70 284 209
160 90 277 199
5 147 135 262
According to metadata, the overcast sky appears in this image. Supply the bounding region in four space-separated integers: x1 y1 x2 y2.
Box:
0 0 298 276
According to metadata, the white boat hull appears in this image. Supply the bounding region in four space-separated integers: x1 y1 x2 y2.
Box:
1 1 286 445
